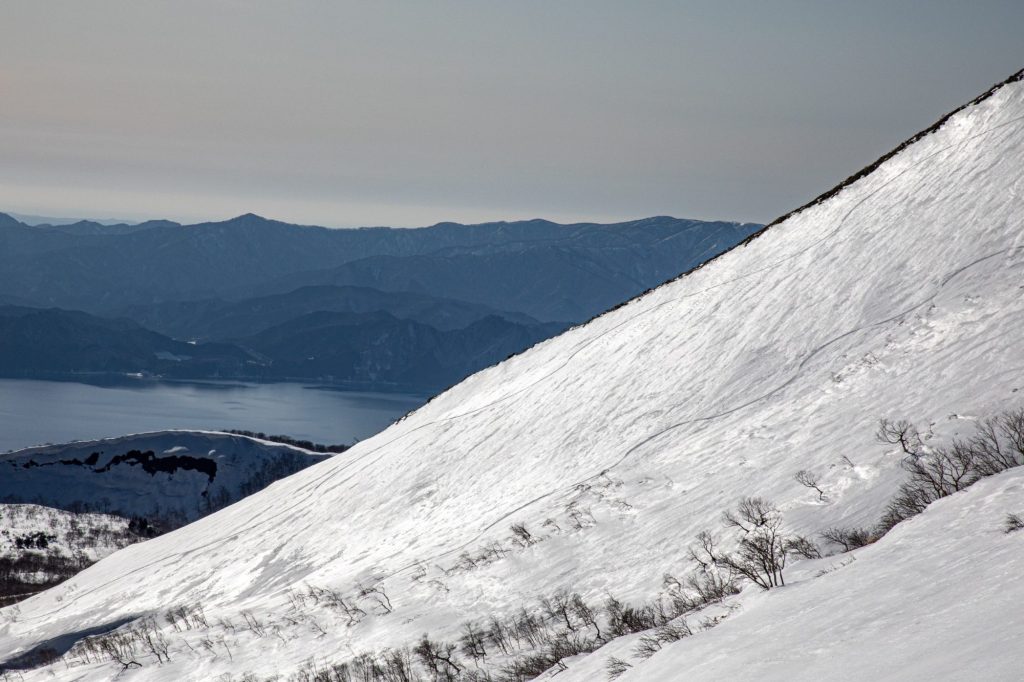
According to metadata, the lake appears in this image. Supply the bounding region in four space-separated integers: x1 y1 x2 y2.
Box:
0 378 427 453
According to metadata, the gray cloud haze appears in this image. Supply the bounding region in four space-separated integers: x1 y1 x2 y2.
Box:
1 1 1022 227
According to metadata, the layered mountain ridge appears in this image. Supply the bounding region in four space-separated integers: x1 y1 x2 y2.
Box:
0 215 757 390
0 215 759 321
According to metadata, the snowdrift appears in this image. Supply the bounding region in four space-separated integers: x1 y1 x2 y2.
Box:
1 70 1023 680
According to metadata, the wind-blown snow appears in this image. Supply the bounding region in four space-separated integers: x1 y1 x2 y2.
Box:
2 72 1023 679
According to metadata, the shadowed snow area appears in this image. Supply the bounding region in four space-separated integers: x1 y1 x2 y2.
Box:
2 72 1023 679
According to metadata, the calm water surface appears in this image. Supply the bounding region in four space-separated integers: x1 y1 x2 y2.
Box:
0 378 426 453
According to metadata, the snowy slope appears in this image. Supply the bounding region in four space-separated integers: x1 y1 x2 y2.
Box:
2 70 1024 680
559 468 1024 682
0 432 328 526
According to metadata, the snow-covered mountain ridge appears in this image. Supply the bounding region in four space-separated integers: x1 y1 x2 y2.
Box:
2 69 1024 680
0 431 328 527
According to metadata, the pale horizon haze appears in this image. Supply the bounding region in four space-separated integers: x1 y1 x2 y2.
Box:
1 1 1022 228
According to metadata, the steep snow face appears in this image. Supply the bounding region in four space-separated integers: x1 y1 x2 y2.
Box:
0 432 328 526
2 73 1023 679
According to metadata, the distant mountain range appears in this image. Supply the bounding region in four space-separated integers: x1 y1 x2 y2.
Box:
0 213 759 389
0 213 760 320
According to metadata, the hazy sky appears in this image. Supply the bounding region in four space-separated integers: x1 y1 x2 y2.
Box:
2 1 1022 227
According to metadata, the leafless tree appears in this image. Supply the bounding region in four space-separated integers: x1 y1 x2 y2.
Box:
137 617 170 663
541 591 578 633
97 633 142 677
359 583 393 614
794 469 826 501
570 593 602 640
413 635 462 681
459 621 488 665
970 409 1024 475
876 418 924 457
690 498 790 591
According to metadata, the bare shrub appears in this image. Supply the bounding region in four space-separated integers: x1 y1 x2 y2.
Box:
783 535 821 559
1004 513 1024 534
604 594 670 637
138 616 171 663
688 498 817 590
684 569 739 607
632 621 691 659
661 570 739 614
820 526 873 552
241 610 267 637
877 480 934 534
509 524 536 547
876 408 1024 537
605 656 632 680
164 603 207 631
632 632 663 660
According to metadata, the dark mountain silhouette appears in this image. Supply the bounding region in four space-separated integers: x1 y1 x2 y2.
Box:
0 305 252 378
121 285 544 340
0 213 760 321
0 304 564 390
237 310 566 389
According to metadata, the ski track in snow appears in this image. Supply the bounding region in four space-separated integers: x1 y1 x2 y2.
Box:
17 111 1024 623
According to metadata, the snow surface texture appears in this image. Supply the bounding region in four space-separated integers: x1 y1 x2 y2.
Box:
2 73 1024 679
0 432 328 526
